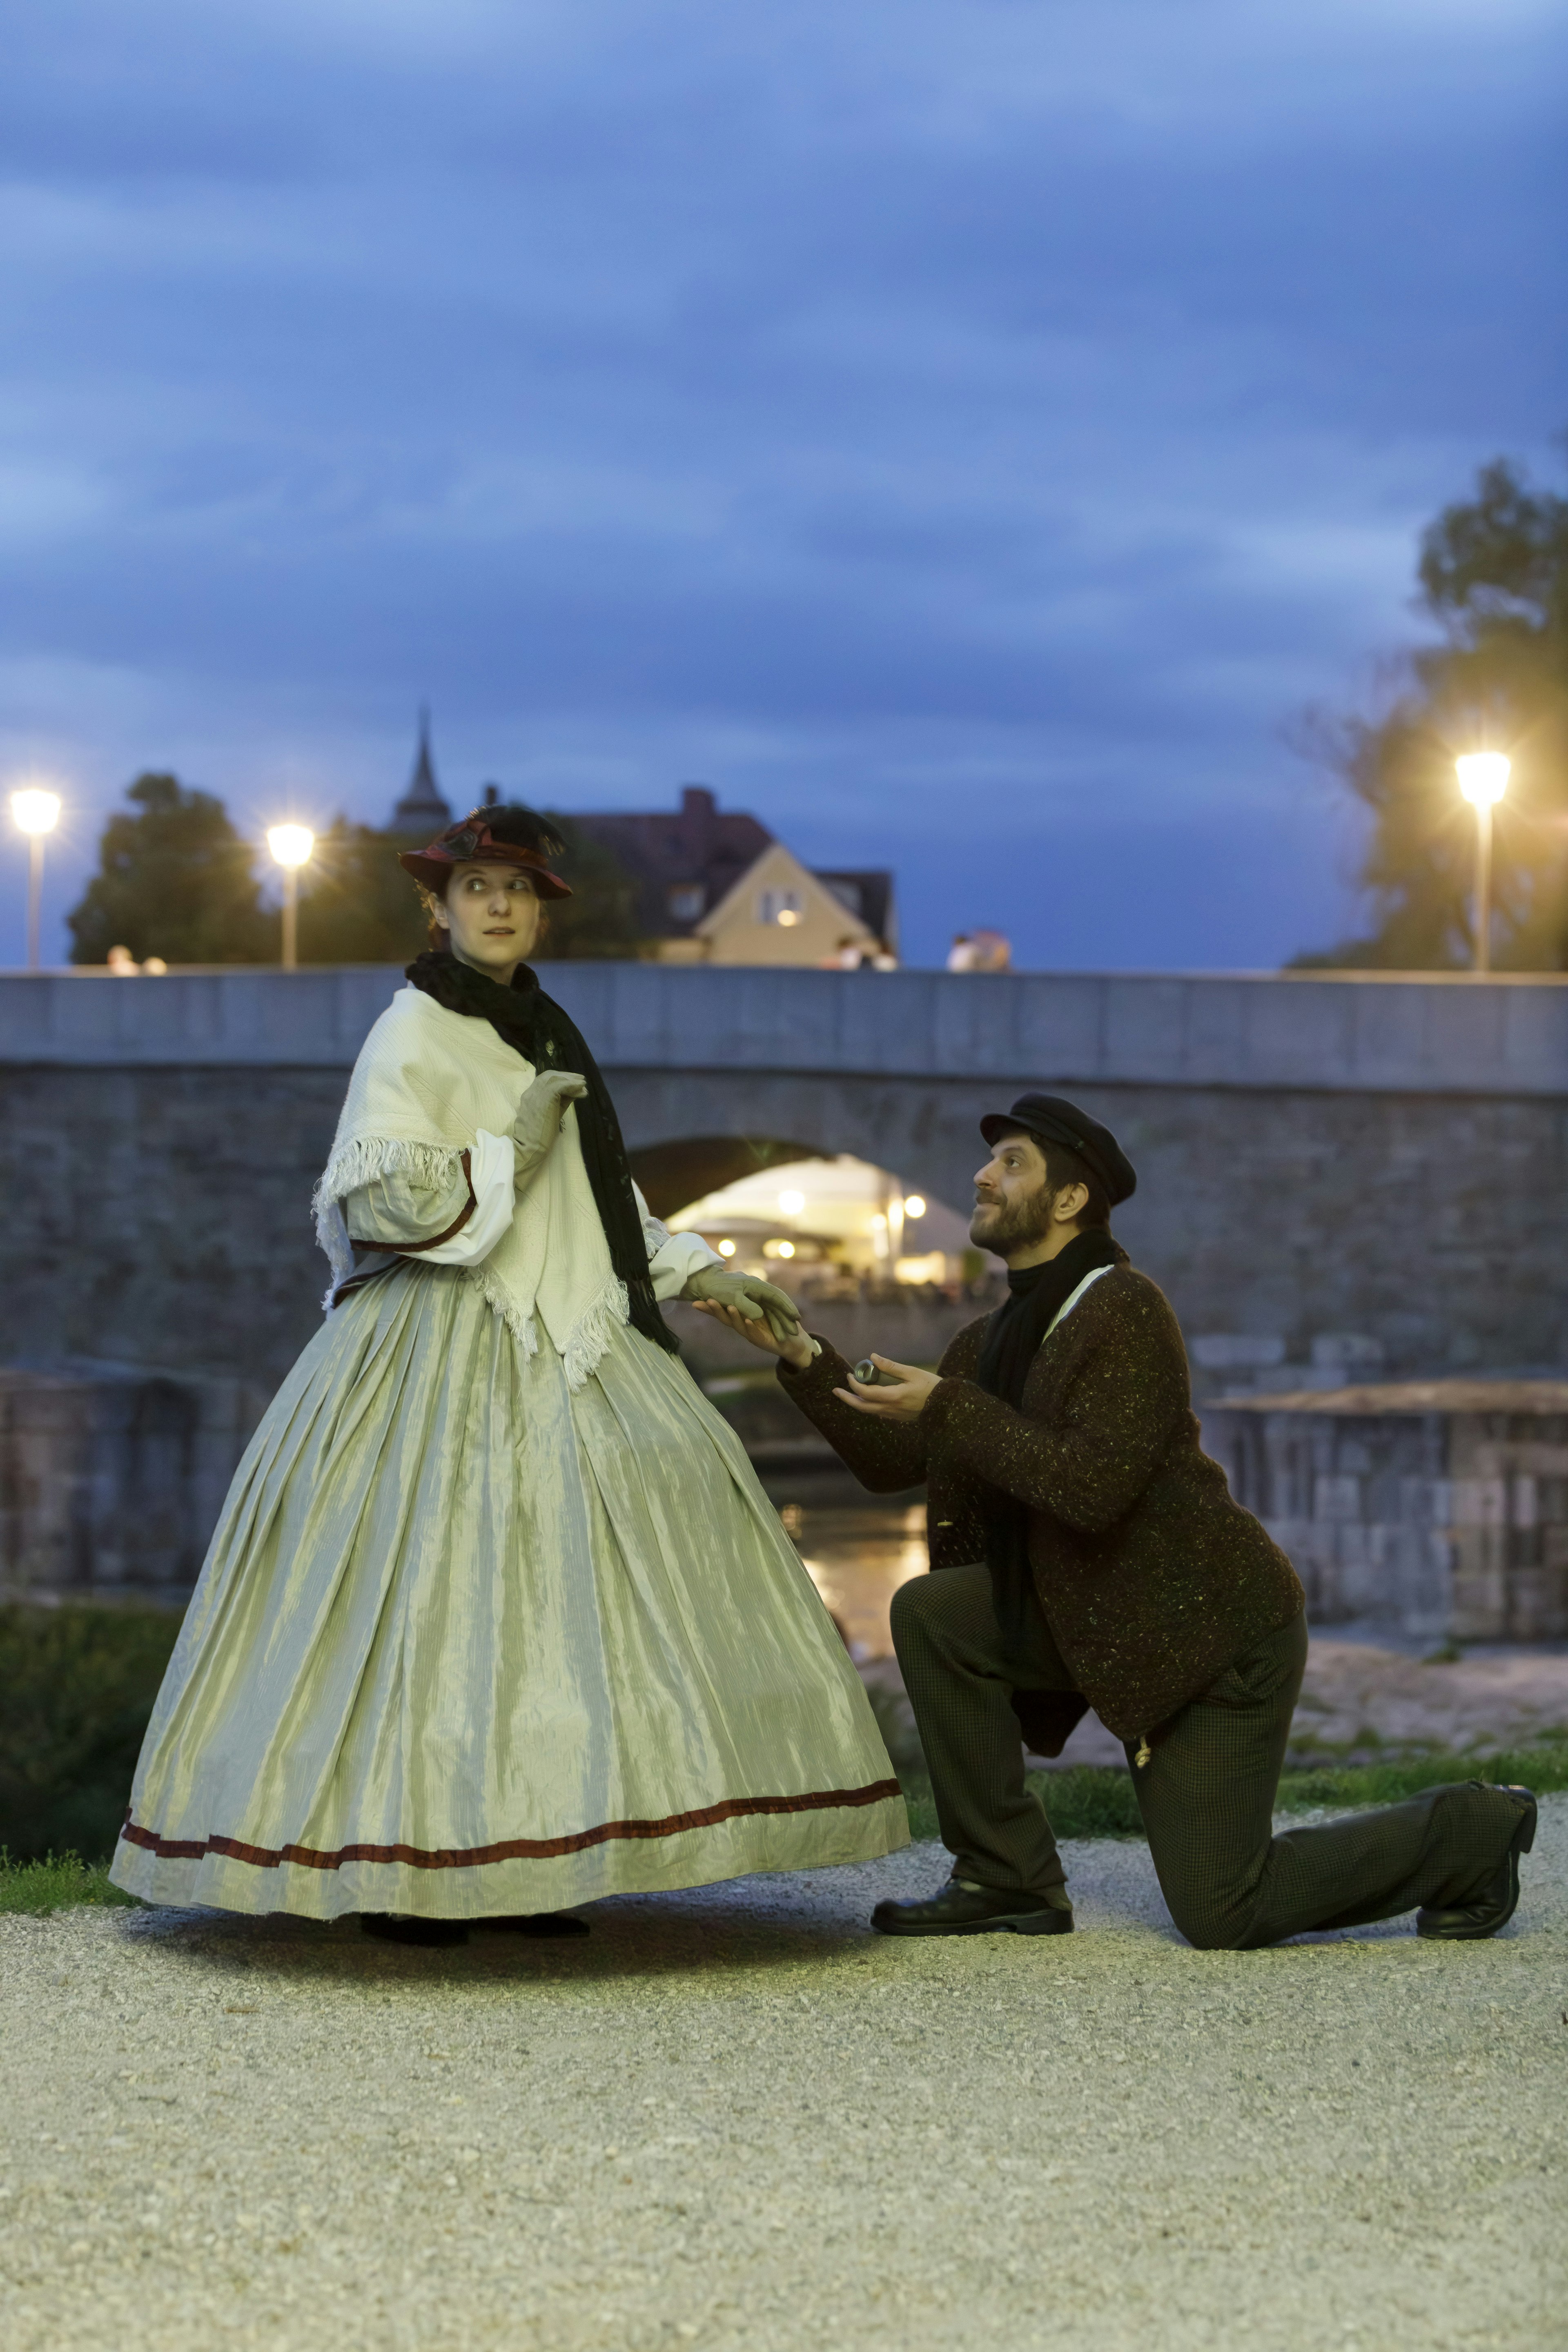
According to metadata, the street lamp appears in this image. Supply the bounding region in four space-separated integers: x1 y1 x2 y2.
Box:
10 788 62 973
266 824 314 971
1455 754 1510 976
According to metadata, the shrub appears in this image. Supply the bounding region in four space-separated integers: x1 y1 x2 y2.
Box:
0 1605 180 1861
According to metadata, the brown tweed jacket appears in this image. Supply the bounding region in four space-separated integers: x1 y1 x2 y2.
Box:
777 1265 1303 1746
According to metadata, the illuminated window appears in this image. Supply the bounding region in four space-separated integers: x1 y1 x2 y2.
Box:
757 889 804 927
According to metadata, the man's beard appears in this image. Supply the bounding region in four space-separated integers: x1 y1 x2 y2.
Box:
970 1186 1055 1259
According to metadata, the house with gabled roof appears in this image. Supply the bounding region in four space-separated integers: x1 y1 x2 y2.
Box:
565 785 897 965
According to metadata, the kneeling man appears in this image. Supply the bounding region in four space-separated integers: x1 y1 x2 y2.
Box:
697 1095 1535 1949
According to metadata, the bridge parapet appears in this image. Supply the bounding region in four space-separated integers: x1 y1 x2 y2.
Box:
2 965 1565 1093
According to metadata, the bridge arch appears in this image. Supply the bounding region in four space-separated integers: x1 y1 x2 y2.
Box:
608 1069 981 1232
628 1135 831 1222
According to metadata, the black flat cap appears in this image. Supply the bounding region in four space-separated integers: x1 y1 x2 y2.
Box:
978 1093 1136 1206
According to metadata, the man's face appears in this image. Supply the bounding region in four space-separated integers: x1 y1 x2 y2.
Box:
970 1130 1054 1256
434 862 542 971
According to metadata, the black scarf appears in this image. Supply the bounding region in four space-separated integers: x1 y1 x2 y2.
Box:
974 1227 1127 1653
404 951 677 1356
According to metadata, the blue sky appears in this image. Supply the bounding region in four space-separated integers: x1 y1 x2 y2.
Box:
1 0 1561 969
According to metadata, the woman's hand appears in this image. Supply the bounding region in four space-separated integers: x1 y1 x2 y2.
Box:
689 1296 817 1372
833 1354 940 1421
682 1266 802 1344
512 1070 589 1181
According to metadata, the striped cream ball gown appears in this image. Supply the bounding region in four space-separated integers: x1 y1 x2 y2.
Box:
111 971 905 1919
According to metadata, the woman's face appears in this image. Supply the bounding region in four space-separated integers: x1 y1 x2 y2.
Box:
434 862 543 976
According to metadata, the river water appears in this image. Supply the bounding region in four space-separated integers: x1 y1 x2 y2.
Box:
776 1493 929 1658
762 1465 1129 1766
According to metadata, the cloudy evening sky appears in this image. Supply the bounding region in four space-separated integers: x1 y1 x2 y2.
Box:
0 0 1561 969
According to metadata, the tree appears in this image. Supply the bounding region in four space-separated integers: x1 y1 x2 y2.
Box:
294 820 434 964
1292 455 1568 971
67 773 273 966
535 813 649 960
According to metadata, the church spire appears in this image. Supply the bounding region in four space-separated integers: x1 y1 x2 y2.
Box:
390 705 452 832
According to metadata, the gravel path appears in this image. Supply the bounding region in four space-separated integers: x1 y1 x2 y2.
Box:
4 1805 1566 2352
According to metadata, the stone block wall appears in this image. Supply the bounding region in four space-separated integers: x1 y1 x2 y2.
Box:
1 965 1564 1409
0 1362 265 1597
2 1061 1564 1397
0 1065 345 1392
1202 1381 1568 1642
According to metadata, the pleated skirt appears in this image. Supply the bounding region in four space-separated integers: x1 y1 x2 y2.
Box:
110 1265 906 1918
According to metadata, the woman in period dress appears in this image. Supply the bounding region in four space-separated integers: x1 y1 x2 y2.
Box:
110 805 905 1943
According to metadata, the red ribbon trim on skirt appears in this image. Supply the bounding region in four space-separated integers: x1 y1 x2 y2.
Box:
120 1779 903 1873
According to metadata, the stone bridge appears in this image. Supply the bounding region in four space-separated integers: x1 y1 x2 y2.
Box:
2 964 1564 1395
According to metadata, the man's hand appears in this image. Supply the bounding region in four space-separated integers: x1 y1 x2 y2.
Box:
833 1353 941 1421
682 1267 803 1345
512 1069 589 1180
687 1291 818 1371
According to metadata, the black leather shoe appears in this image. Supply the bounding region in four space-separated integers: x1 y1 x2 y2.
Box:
361 1913 470 1947
483 1912 590 1938
872 1881 1074 1937
1417 1786 1537 1941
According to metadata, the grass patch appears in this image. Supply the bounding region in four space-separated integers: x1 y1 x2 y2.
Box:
0 1849 138 1915
898 1740 1568 1845
1272 1742 1568 1815
0 1604 180 1861
900 1766 1145 1844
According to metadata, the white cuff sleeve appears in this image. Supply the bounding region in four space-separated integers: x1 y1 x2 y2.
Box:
414 1129 516 1266
648 1226 725 1302
632 1180 724 1301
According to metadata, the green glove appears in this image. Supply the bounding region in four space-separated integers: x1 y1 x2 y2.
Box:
682 1266 803 1345
511 1070 589 1184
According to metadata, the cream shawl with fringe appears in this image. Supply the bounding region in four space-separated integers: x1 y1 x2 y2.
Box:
313 985 629 1388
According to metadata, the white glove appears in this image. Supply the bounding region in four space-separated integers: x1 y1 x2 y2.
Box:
681 1266 803 1345
512 1069 590 1183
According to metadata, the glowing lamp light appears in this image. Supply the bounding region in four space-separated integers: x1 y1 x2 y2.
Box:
10 788 61 837
267 824 314 971
778 1189 805 1215
774 1240 796 1259
267 823 315 869
1456 754 1509 808
870 1212 887 1229
1455 755 1510 976
717 1238 737 1258
903 1195 926 1218
776 907 800 927
11 787 62 971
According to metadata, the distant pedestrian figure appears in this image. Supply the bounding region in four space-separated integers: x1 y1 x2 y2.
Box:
968 929 1011 973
